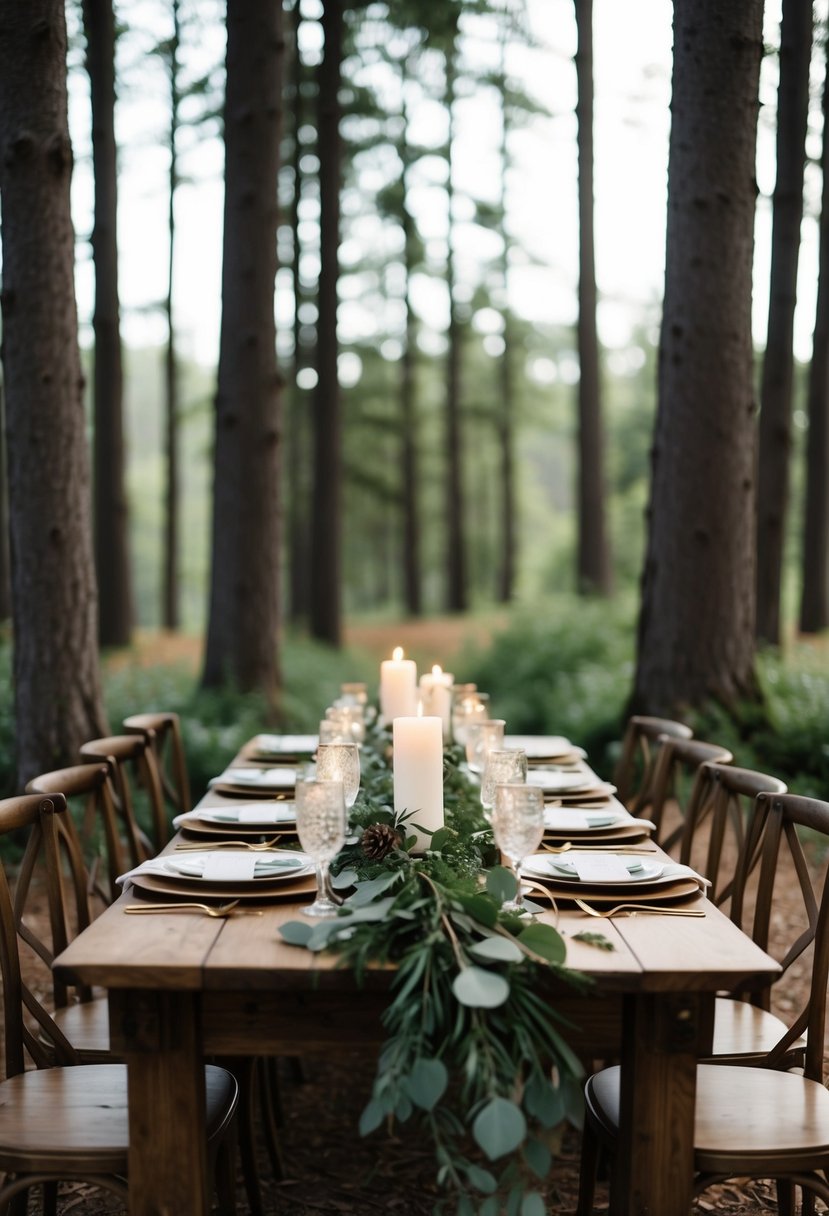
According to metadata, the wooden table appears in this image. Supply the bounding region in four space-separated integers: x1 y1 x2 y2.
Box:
54 848 779 1216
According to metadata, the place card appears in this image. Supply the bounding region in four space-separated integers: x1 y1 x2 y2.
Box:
571 854 635 883
202 853 257 882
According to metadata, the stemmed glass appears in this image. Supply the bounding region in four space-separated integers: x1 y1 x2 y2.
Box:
491 783 545 913
295 779 347 918
480 748 528 815
315 742 361 808
466 718 505 774
451 691 489 748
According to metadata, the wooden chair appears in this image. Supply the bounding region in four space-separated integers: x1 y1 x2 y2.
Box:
611 715 693 812
643 736 733 850
577 792 829 1216
0 792 238 1215
123 710 191 822
79 733 168 854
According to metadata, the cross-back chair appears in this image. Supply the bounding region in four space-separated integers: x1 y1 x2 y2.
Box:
79 732 168 855
577 792 829 1216
612 714 693 813
0 792 238 1216
643 736 733 851
123 710 191 823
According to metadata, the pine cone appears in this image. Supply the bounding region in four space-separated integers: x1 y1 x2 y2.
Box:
361 822 400 861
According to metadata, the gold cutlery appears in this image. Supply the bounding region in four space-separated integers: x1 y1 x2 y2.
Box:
123 900 262 918
574 897 705 919
174 838 284 852
541 841 572 854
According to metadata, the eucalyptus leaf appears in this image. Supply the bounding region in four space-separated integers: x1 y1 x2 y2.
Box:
404 1057 449 1111
486 865 518 903
430 827 454 851
523 1074 565 1129
456 1196 474 1216
472 1097 527 1160
517 921 567 965
469 935 524 964
331 867 359 890
348 872 400 907
395 1094 413 1122
522 1136 552 1179
452 966 510 1009
338 895 396 924
278 920 313 947
456 892 498 928
358 1098 385 1136
520 1193 546 1216
465 1164 497 1195
479 1197 498 1216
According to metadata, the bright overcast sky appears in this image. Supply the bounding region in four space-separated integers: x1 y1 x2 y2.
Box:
63 0 818 369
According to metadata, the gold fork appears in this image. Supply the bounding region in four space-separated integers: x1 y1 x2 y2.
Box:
174 838 284 852
124 900 246 918
574 897 706 919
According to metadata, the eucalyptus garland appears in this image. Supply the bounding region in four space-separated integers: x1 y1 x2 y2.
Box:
280 721 594 1216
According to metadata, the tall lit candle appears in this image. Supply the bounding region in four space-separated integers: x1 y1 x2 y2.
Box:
419 665 454 742
379 647 418 723
393 715 445 851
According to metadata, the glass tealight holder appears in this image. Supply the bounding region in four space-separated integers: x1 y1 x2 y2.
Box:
315 742 361 808
319 718 351 745
466 718 505 775
452 692 489 748
340 682 368 707
480 748 528 814
326 704 365 744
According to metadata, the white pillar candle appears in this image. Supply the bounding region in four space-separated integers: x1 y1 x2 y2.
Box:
379 647 418 723
393 715 445 851
419 665 454 742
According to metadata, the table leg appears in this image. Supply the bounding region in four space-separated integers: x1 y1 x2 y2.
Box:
611 992 708 1216
111 990 209 1216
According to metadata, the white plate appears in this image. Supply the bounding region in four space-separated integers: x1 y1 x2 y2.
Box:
522 852 664 885
251 734 317 757
164 849 312 882
504 735 577 760
197 805 297 826
526 770 596 794
543 809 624 832
209 767 296 790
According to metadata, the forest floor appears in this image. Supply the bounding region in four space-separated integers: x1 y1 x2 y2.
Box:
14 627 828 1213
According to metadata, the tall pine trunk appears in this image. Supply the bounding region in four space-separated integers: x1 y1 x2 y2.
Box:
444 43 467 613
83 0 133 645
162 0 181 631
633 0 763 715
309 0 343 645
0 0 109 781
800 40 829 634
755 0 812 644
0 386 10 622
495 22 515 605
574 0 612 597
400 83 422 618
202 0 283 703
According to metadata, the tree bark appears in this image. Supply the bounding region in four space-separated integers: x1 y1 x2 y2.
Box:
202 0 283 704
755 0 812 645
0 385 11 622
574 0 612 597
445 42 468 614
83 0 133 646
632 0 763 716
309 0 343 645
800 39 829 634
0 0 109 782
400 82 422 618
162 0 181 631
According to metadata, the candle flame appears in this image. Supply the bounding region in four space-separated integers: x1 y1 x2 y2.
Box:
431 664 442 677
392 646 404 662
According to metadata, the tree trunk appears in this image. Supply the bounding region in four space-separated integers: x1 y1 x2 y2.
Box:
632 0 763 716
162 0 181 631
800 41 829 634
574 0 612 597
202 0 283 704
0 385 11 622
400 84 421 618
309 0 343 645
83 0 133 646
0 0 109 782
755 0 812 645
445 43 468 613
495 25 515 605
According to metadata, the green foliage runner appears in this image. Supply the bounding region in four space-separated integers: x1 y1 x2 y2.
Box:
280 724 593 1215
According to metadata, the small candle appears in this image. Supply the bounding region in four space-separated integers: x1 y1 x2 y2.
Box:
379 646 418 723
393 715 445 851
419 664 454 742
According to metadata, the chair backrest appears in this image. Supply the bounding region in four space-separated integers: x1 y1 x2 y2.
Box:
644 736 733 849
747 792 829 1082
26 762 128 906
79 733 167 855
680 761 787 907
612 715 693 811
123 711 190 824
0 793 81 1077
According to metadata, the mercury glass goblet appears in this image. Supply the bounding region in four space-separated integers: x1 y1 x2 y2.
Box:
295 779 347 918
491 783 545 913
315 742 361 808
480 748 528 814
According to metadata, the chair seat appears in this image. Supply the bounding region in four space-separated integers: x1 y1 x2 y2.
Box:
709 995 805 1064
0 1063 237 1174
588 1063 829 1171
51 999 112 1062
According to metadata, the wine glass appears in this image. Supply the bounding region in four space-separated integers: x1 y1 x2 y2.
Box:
491 783 545 913
466 718 505 774
315 742 361 808
451 691 488 748
295 779 347 918
480 748 528 814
